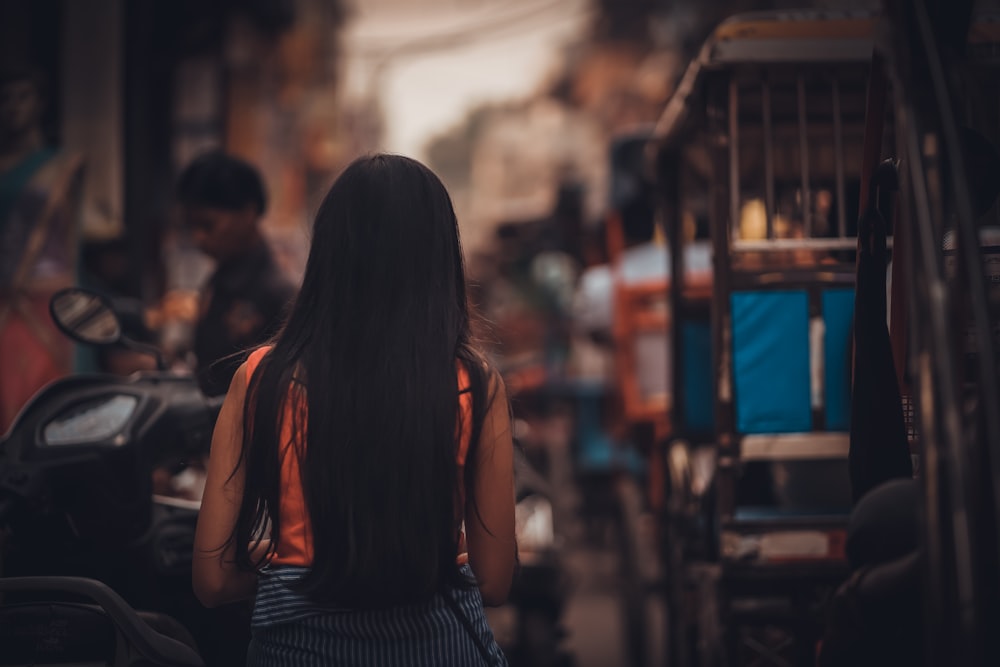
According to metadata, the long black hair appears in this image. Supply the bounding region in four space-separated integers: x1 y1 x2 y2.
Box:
230 154 496 608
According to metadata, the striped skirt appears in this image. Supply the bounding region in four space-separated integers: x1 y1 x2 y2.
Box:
248 565 508 666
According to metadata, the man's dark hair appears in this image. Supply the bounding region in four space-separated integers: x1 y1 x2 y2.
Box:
176 150 267 215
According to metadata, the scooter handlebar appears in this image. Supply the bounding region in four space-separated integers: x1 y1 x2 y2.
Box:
0 576 204 666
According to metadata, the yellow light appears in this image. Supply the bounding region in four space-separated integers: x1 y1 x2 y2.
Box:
739 198 767 240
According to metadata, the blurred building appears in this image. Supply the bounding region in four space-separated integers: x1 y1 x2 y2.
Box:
420 1 682 265
1 0 348 302
464 99 606 255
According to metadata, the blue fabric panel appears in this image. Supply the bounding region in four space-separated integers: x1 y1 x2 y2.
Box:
568 383 644 474
731 291 812 433
823 289 855 431
572 388 616 471
681 319 714 434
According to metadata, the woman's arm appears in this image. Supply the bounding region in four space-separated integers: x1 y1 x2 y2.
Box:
192 363 260 607
465 374 517 606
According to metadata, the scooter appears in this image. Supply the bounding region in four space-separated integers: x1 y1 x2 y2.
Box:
0 576 204 666
0 287 243 666
1 287 572 666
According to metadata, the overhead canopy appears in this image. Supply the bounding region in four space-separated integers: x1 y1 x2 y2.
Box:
652 9 1000 151
651 10 877 151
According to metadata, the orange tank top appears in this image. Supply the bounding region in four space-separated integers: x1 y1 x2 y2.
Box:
244 346 473 567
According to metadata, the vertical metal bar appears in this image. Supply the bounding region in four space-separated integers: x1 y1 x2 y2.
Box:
797 75 812 237
902 108 977 667
710 76 736 519
914 0 1000 608
664 152 687 435
832 78 847 238
895 112 945 667
858 52 888 220
729 78 741 239
762 80 776 240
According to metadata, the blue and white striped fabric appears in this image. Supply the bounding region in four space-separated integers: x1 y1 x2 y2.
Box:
248 564 508 666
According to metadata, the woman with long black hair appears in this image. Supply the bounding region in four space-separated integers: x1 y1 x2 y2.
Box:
192 154 517 665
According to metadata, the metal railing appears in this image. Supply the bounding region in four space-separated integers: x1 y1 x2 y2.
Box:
727 70 875 254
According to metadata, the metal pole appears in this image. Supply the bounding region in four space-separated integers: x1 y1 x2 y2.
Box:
762 80 776 240
797 75 813 237
901 99 978 667
729 78 741 240
832 78 848 238
915 0 1000 601
858 52 888 219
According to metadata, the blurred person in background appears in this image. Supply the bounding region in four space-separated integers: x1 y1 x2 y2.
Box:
572 178 711 398
572 178 663 350
0 66 84 432
176 151 295 397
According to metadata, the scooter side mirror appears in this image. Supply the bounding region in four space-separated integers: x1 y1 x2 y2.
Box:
50 288 122 345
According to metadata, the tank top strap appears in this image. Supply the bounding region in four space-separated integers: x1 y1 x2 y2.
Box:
457 363 473 466
245 345 273 379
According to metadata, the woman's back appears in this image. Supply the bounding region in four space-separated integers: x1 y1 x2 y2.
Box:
192 155 516 665
241 345 476 569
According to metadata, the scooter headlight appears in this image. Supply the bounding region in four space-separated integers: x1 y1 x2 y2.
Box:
42 394 139 446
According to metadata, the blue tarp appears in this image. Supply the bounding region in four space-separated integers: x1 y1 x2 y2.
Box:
731 291 812 433
731 289 856 434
